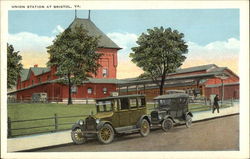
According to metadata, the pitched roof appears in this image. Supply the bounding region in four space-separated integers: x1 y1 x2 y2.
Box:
30 67 50 76
20 67 51 82
174 64 217 74
20 69 29 81
68 18 121 49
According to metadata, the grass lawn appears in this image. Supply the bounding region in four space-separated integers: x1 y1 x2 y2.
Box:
7 102 231 137
8 103 96 137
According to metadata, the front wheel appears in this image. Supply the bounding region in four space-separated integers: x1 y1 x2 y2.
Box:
161 118 173 132
185 115 192 128
139 119 150 137
71 128 87 144
97 124 114 144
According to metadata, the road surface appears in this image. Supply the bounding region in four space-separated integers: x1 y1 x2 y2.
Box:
34 114 239 152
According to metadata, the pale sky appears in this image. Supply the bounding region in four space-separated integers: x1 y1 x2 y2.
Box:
8 9 240 79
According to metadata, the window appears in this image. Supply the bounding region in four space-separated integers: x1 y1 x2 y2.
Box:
47 75 50 80
87 88 93 94
96 100 113 112
38 77 41 83
103 88 108 94
71 85 77 93
120 98 129 110
129 98 137 109
102 68 108 78
32 80 34 85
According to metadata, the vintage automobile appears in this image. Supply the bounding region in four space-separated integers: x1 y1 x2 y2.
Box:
150 93 193 132
71 94 151 144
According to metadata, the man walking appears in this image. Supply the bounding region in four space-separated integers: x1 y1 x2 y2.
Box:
212 94 220 113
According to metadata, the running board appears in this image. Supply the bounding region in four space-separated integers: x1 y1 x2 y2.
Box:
115 125 139 133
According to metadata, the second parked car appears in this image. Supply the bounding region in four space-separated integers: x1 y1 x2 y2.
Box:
150 93 193 132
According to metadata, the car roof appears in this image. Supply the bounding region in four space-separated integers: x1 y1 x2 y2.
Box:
96 94 146 101
154 93 189 100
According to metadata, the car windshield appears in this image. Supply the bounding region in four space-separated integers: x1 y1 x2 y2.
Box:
155 99 171 108
96 100 113 112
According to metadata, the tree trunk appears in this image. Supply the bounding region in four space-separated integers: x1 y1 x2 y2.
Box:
68 74 73 105
159 69 167 95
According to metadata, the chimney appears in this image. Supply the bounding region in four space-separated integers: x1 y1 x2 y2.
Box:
34 64 38 67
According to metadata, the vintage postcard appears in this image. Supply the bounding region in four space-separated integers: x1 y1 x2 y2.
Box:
1 0 249 159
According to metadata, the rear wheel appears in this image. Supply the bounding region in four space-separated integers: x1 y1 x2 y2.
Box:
97 124 114 144
161 118 173 132
71 128 87 144
185 115 192 128
139 119 150 137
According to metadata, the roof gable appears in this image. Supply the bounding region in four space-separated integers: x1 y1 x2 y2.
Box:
20 69 29 81
68 18 121 49
20 67 51 82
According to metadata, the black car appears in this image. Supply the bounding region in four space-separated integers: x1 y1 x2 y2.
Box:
150 93 193 132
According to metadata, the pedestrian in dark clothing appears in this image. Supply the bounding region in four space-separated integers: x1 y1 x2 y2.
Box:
212 94 220 113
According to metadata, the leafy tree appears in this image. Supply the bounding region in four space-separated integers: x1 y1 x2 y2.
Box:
47 26 101 105
130 27 188 95
7 43 23 89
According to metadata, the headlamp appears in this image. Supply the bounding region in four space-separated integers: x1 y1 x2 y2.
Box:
96 119 100 124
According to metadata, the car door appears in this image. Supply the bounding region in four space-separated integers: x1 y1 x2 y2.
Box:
129 98 139 125
118 98 130 127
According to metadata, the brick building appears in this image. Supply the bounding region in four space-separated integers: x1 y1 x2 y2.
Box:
10 17 122 103
118 64 239 101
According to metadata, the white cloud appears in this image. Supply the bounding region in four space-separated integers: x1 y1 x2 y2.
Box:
107 32 138 62
8 32 54 53
52 25 65 34
182 38 239 74
8 32 54 67
186 38 240 59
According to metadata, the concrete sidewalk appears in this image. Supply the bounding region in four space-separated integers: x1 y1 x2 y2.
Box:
7 103 239 152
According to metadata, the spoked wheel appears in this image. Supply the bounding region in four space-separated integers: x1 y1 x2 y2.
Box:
185 115 192 128
71 128 87 144
97 124 114 144
139 119 150 137
161 118 173 132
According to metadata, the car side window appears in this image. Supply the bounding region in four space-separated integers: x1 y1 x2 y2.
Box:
139 97 146 107
120 98 129 110
113 99 119 111
129 98 137 109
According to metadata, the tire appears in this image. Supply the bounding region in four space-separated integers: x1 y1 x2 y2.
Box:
139 119 150 137
161 118 173 132
185 115 192 128
97 124 114 144
71 128 87 145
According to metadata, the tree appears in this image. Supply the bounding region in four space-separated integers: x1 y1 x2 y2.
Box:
47 26 101 105
130 27 188 95
7 43 23 89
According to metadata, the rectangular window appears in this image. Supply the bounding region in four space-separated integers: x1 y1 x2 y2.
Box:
87 88 93 94
47 75 50 80
38 77 41 83
120 98 129 110
139 98 146 107
102 68 108 78
71 85 77 93
103 88 108 94
129 98 137 109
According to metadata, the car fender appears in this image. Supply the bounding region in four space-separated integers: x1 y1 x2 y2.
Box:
71 123 84 131
96 120 114 131
136 115 151 128
185 112 193 118
163 115 175 123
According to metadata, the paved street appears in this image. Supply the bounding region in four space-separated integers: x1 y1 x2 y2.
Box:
34 114 239 152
